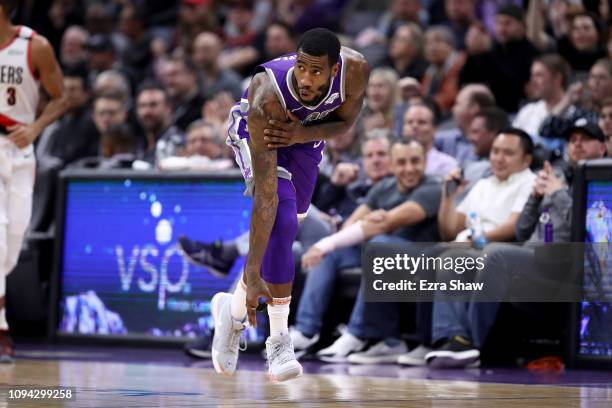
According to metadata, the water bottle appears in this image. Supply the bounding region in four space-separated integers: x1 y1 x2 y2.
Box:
539 208 554 243
467 211 488 249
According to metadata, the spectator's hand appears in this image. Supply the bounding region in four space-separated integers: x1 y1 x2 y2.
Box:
264 110 304 148
567 82 584 105
302 246 325 270
331 162 360 186
466 24 492 55
443 168 466 198
399 77 422 101
535 161 564 197
244 274 272 328
7 124 38 148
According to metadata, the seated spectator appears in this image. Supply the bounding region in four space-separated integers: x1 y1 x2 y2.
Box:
434 84 495 167
40 65 98 165
85 33 137 92
92 92 130 148
556 12 607 76
538 59 611 141
118 3 154 81
441 0 476 50
290 139 442 361
315 130 393 221
177 0 219 54
60 25 89 69
599 98 612 156
463 107 509 184
135 82 186 166
318 120 365 179
158 120 234 171
438 128 536 243
379 23 427 81
71 123 140 170
159 56 206 131
513 54 570 140
402 103 458 177
93 70 132 103
426 122 606 369
192 32 244 101
460 5 539 112
362 67 400 131
421 26 466 116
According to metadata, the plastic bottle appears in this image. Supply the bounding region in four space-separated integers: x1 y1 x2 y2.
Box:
539 208 553 243
467 211 488 249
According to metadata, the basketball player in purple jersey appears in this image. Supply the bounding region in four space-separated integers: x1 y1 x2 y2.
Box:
210 28 369 381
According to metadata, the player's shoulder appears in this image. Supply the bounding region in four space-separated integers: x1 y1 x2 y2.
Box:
29 31 53 55
340 46 369 93
248 72 285 120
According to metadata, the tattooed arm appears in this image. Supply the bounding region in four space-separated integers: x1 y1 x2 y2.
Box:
243 73 287 326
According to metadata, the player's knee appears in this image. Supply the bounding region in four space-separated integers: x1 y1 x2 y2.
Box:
274 200 299 241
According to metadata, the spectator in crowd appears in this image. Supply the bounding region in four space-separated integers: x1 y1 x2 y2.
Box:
599 98 612 156
315 130 393 221
402 103 458 176
434 84 495 167
380 23 427 81
85 33 137 90
260 21 297 61
159 120 234 171
276 0 348 34
41 65 97 165
557 12 607 75
118 3 153 81
318 120 365 179
464 107 510 183
59 25 89 68
93 70 132 103
513 54 570 139
460 5 539 112
362 68 400 131
441 0 476 50
426 122 606 369
292 138 442 361
219 0 259 76
159 56 205 131
92 92 129 145
438 128 536 243
538 58 611 142
192 31 243 100
71 123 140 170
177 0 219 54
135 82 186 165
421 25 466 116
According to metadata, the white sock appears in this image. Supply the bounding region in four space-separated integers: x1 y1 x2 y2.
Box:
268 297 291 337
230 277 248 321
0 308 7 331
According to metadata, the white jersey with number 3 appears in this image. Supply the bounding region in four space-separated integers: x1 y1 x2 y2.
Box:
0 26 40 129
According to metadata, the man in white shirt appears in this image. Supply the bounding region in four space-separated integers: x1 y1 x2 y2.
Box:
425 128 536 369
513 54 569 139
439 128 536 242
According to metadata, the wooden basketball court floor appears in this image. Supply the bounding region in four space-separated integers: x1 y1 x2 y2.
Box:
0 350 610 407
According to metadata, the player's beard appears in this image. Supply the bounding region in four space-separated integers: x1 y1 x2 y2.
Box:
299 78 331 106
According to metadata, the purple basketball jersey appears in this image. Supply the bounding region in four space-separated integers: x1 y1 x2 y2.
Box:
227 52 347 214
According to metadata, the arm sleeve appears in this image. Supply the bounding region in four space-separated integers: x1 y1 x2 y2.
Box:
516 193 543 242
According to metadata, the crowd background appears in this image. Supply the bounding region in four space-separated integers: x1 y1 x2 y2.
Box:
10 0 612 366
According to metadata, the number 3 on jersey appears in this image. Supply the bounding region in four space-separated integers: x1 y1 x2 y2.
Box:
6 87 16 106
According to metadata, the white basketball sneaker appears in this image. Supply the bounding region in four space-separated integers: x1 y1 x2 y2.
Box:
266 332 303 382
211 292 247 375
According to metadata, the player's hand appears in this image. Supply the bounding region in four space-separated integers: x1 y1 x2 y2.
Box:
244 274 272 328
264 110 304 149
7 124 39 148
302 246 325 270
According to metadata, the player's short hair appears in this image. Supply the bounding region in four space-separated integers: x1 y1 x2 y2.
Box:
497 127 534 156
474 107 510 134
297 28 341 67
0 0 18 15
534 54 571 89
